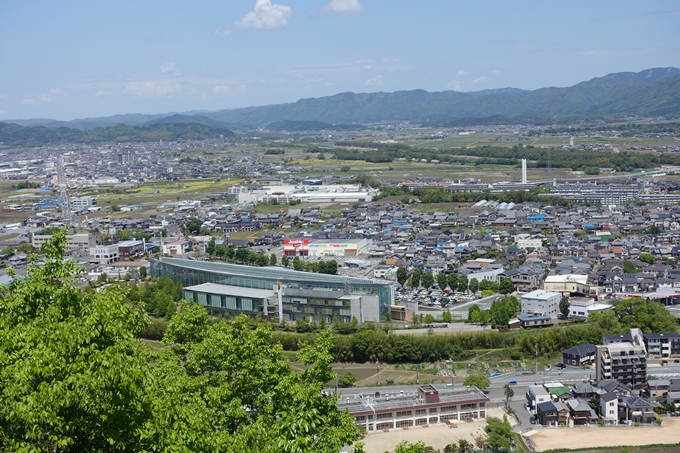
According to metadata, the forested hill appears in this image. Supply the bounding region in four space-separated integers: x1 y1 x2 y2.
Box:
0 122 234 146
203 67 680 126
7 67 680 131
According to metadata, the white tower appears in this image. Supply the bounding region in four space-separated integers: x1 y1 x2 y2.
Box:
521 159 527 184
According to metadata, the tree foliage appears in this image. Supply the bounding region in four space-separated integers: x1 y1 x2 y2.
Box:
499 277 514 294
396 267 408 286
0 229 359 452
464 372 490 389
410 268 421 288
421 272 434 289
559 296 571 317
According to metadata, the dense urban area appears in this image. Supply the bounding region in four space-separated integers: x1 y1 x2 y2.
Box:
4 117 680 453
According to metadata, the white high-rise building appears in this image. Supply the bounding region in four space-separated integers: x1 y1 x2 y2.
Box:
521 159 527 184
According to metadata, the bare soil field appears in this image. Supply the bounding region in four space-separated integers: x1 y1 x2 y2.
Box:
530 418 680 452
358 408 510 453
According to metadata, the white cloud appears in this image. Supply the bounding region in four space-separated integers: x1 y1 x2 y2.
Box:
324 81 334 87
492 69 501 75
160 62 178 74
0 110 8 116
322 0 365 14
576 48 654 57
212 85 231 94
214 27 232 36
236 0 292 30
22 89 66 105
446 80 461 91
471 76 486 87
0 95 8 101
365 75 385 86
211 83 245 97
95 90 114 98
124 81 182 98
456 70 469 76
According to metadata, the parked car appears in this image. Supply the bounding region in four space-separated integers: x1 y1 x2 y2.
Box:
556 363 566 369
508 380 517 386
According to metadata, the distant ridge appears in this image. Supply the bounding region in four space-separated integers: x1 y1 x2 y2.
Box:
5 67 680 130
0 122 234 146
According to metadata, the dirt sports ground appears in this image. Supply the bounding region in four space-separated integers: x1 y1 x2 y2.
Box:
529 417 680 452
358 413 680 453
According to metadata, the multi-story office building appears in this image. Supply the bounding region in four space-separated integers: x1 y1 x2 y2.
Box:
152 257 393 324
596 328 647 387
340 385 489 432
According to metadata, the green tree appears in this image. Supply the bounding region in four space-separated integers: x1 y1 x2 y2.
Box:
138 265 147 279
442 310 452 323
17 242 35 254
115 229 131 240
559 296 571 317
623 260 638 274
410 268 421 288
0 228 152 452
206 237 216 255
458 439 473 453
468 304 482 323
424 314 435 323
613 297 678 333
397 266 408 286
588 310 622 332
447 273 458 292
504 384 514 407
282 254 290 268
394 441 437 453
0 229 360 453
338 372 357 388
293 256 304 271
464 372 490 389
499 277 514 294
269 253 277 266
468 278 479 294
436 272 448 291
486 416 513 452
479 279 498 293
182 218 202 236
444 444 459 453
421 272 434 289
639 253 655 265
457 275 468 293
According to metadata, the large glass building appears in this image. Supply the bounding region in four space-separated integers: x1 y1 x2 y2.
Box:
151 257 393 323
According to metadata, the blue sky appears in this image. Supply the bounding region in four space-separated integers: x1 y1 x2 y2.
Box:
1 0 679 121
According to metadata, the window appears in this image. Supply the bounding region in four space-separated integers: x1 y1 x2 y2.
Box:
396 410 412 418
376 412 393 420
440 405 456 413
415 409 427 415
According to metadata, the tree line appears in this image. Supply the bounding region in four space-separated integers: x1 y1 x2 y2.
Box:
330 142 680 172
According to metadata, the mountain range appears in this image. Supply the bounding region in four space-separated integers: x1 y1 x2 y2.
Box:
2 67 680 142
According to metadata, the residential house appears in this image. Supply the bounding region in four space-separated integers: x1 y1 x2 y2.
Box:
562 343 597 367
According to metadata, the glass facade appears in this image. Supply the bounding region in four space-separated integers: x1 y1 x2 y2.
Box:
151 257 393 319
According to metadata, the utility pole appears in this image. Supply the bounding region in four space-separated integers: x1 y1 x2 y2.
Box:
535 343 539 375
376 360 381 386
